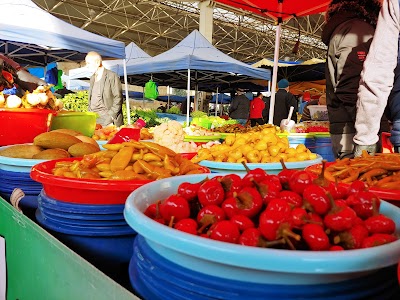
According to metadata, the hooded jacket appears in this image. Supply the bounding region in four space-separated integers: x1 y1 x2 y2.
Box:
322 0 380 135
354 0 400 146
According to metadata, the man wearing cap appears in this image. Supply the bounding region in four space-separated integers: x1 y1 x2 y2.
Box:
268 79 297 126
229 88 250 125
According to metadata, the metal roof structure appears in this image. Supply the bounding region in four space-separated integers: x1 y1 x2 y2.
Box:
31 0 327 64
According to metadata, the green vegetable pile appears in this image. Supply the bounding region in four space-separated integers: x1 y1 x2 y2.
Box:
166 106 181 114
190 111 207 118
61 91 160 127
61 91 89 112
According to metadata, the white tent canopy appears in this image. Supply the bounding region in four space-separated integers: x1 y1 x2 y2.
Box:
69 42 151 80
0 0 125 66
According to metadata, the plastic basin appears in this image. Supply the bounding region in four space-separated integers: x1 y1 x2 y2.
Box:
199 155 323 174
50 111 98 137
30 158 153 204
0 108 55 146
124 174 400 286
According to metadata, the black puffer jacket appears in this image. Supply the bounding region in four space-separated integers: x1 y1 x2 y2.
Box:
322 1 380 135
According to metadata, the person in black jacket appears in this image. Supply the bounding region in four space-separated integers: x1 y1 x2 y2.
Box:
229 88 250 125
267 79 297 126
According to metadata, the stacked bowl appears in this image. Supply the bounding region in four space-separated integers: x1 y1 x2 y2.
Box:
31 158 149 286
0 150 45 213
124 174 400 300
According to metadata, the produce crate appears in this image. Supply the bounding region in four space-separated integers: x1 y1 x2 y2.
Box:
0 199 138 300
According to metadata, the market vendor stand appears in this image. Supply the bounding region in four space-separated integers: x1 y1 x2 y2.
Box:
0 199 138 300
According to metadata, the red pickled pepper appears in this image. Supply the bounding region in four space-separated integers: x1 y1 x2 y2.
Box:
208 220 240 244
364 200 396 234
219 174 242 198
333 224 369 249
324 193 357 232
177 181 203 202
241 162 267 187
174 218 198 235
197 179 225 206
302 223 331 251
302 185 331 215
278 158 297 189
221 186 263 219
361 233 398 248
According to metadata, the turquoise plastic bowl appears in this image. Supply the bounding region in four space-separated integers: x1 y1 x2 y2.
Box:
124 173 400 285
199 155 323 174
0 145 46 172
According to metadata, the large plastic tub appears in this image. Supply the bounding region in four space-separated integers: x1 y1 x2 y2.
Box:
313 134 336 162
130 236 400 300
124 174 400 297
287 133 315 149
0 108 54 146
35 208 136 285
50 111 98 137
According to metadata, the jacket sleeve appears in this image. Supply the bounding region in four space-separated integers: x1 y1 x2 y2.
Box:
229 98 238 114
107 71 123 121
354 0 400 145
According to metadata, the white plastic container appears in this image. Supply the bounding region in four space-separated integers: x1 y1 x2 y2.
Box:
309 105 328 121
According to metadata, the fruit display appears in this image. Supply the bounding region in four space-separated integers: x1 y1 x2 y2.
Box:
0 86 63 110
307 152 400 190
0 129 100 159
191 127 317 163
143 163 398 250
153 121 220 153
50 140 208 180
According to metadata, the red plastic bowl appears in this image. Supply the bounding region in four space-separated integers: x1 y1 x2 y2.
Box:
30 157 209 205
0 108 55 146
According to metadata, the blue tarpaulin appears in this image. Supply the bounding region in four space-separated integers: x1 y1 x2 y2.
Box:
124 30 271 91
0 0 125 66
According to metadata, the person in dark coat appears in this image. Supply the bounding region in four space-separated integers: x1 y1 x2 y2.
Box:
229 88 250 125
269 79 298 126
322 0 382 158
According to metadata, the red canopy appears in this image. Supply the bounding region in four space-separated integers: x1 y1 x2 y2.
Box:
215 0 330 22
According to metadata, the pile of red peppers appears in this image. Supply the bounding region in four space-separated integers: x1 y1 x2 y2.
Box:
144 161 398 251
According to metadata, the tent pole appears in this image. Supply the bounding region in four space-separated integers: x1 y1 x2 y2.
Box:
195 83 199 111
268 23 282 125
167 85 170 109
186 69 191 127
215 87 219 117
123 59 131 125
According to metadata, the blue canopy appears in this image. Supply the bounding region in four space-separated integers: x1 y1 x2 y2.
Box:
125 30 271 91
0 0 125 66
210 94 231 104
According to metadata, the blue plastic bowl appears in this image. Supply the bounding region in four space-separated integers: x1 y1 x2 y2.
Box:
124 174 400 286
38 190 125 215
199 155 323 175
36 209 135 236
36 210 135 264
129 236 400 300
38 207 129 227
